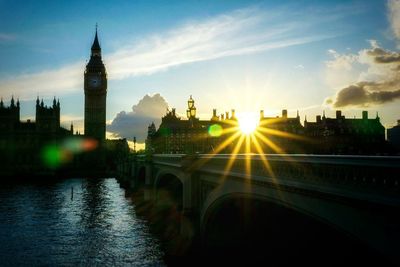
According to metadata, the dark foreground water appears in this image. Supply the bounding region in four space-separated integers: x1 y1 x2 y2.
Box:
0 178 165 266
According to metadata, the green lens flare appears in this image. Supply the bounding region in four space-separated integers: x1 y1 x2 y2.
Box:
42 145 63 168
208 124 223 137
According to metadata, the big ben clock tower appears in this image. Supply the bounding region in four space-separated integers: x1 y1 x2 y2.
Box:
84 27 107 142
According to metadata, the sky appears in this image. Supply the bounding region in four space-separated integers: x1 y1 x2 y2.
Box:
0 0 399 146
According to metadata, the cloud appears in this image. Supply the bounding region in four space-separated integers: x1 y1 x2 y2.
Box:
388 0 400 44
325 41 400 107
0 5 339 100
328 83 400 107
0 63 82 100
366 47 400 63
107 93 168 142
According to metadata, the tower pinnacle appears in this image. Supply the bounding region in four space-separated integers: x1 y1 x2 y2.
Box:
91 25 101 56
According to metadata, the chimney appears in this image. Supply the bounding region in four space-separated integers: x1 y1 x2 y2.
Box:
221 114 224 120
260 110 264 119
213 109 217 117
231 109 236 119
336 110 342 119
226 111 229 120
397 120 400 126
172 108 176 116
282 109 288 118
316 115 321 123
362 110 368 120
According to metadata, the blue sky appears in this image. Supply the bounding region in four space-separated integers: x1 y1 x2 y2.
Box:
0 0 399 143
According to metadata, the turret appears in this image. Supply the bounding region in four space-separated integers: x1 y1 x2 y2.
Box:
211 109 219 121
231 109 236 120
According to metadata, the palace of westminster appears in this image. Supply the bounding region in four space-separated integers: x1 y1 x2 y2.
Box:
0 29 399 175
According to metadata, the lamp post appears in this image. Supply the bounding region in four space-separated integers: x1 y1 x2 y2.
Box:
133 136 136 153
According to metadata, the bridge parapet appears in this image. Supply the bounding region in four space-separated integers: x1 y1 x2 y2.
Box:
150 154 400 206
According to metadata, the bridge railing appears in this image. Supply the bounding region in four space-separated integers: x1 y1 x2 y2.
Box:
151 154 400 201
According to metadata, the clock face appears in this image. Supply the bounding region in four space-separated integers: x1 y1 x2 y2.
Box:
89 76 101 88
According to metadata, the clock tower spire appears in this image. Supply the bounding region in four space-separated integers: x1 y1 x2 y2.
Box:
84 26 107 142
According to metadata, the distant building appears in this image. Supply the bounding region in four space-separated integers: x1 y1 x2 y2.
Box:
0 29 129 177
259 109 305 153
0 97 73 174
147 97 388 155
148 96 224 154
304 111 386 154
387 120 400 152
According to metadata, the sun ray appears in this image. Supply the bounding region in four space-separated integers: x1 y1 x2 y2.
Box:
222 134 246 176
257 126 312 142
245 135 252 179
187 130 242 171
251 134 288 203
253 130 286 154
250 134 274 178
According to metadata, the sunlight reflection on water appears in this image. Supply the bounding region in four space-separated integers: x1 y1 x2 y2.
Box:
0 178 165 266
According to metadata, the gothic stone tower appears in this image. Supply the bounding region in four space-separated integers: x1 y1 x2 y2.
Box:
84 28 107 142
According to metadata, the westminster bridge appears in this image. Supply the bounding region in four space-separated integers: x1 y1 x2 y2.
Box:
117 154 400 264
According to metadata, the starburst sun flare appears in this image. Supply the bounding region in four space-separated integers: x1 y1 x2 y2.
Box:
237 112 259 135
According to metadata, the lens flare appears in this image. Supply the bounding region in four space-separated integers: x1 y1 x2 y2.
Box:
208 124 223 137
41 137 98 169
42 145 72 168
238 112 258 135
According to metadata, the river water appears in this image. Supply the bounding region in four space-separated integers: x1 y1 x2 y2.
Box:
0 178 165 266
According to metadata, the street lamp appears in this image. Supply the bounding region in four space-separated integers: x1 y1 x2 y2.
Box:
188 95 194 109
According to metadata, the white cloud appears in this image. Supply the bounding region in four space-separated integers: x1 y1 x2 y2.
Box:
107 93 169 142
388 0 400 45
0 63 82 100
0 6 337 100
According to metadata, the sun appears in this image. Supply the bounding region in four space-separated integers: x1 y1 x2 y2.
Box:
237 112 259 135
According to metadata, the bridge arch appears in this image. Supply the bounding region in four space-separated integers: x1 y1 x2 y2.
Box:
154 169 185 212
201 191 386 265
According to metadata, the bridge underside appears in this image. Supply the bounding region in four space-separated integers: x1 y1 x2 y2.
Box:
203 195 389 265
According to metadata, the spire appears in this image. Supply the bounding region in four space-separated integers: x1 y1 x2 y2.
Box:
0 98 3 108
91 24 101 56
53 96 56 107
11 96 15 107
36 96 40 106
17 98 20 108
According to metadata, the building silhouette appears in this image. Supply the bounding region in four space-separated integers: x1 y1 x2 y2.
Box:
304 110 385 154
0 29 129 177
146 96 390 155
84 27 107 142
0 97 73 174
387 120 400 151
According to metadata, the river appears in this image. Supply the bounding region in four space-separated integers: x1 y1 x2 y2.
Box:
0 178 165 266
